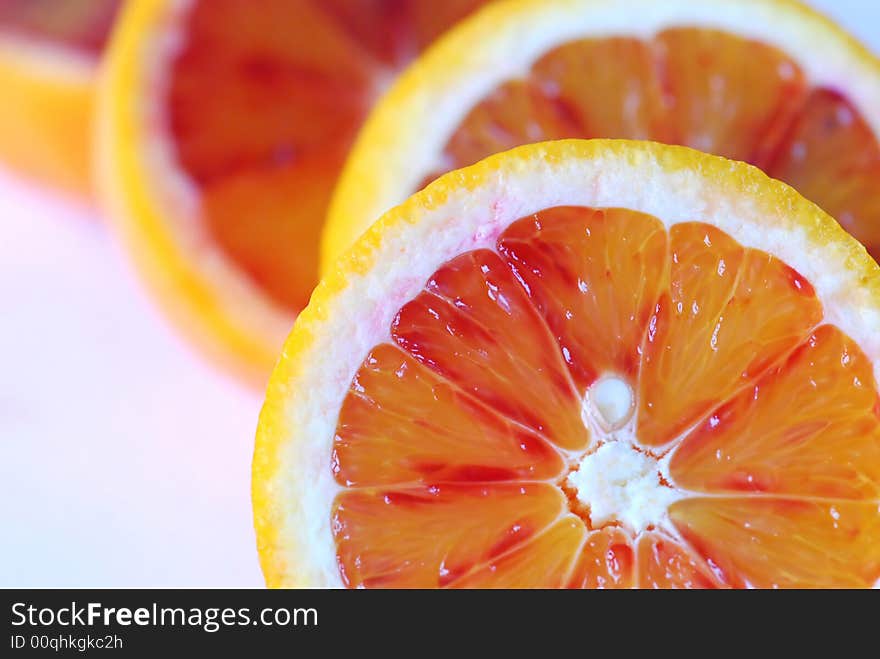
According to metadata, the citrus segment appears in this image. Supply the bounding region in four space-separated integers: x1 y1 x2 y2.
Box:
635 532 723 589
333 483 566 588
670 325 880 499
767 89 880 259
534 37 667 141
452 516 585 589
566 528 634 589
497 206 668 391
657 28 806 164
391 249 586 449
333 343 565 488
439 79 579 184
637 223 823 447
671 497 880 588
196 146 351 312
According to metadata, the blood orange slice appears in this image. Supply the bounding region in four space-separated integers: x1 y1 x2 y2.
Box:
324 0 880 271
0 0 121 195
95 0 492 382
253 140 880 588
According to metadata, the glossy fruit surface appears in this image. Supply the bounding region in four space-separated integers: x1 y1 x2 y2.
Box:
254 140 880 588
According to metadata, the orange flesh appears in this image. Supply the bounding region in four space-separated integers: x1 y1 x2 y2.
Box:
0 0 120 56
333 206 880 588
166 0 492 311
439 29 880 262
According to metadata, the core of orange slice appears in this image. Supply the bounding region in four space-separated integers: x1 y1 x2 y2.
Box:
0 0 120 195
95 0 493 383
323 0 880 272
253 140 880 589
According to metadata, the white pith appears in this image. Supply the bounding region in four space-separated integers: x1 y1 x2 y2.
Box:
567 442 681 533
569 375 682 535
263 142 880 587
569 376 682 534
327 0 880 259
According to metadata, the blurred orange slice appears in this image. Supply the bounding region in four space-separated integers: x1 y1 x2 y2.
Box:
254 140 880 589
0 0 120 195
96 0 492 383
324 0 880 270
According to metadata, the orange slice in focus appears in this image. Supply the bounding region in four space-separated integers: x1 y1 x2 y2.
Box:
324 0 880 271
96 0 492 383
0 0 121 195
253 140 880 589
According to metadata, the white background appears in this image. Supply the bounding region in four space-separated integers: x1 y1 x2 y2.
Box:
1 0 879 587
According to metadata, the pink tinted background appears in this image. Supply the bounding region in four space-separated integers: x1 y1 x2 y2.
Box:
2 0 879 586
